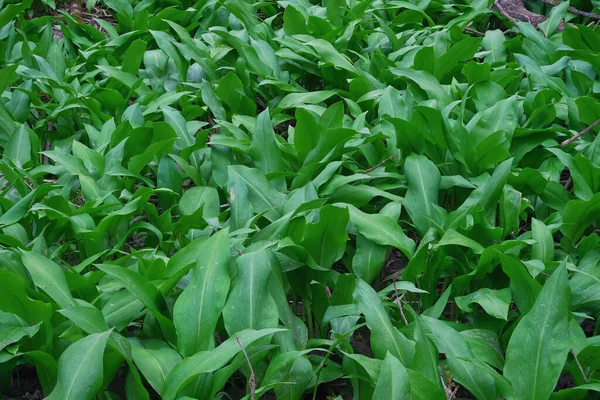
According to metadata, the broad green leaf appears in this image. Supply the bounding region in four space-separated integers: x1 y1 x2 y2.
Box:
227 165 286 221
500 254 542 313
404 154 442 235
222 250 279 334
261 351 313 400
277 91 338 109
531 218 554 263
4 125 32 167
96 264 175 344
0 65 19 94
353 278 415 364
352 233 387 284
46 331 111 400
161 328 284 400
0 311 40 351
539 0 569 37
173 229 230 356
448 158 513 229
250 108 285 179
20 251 77 309
504 262 570 400
390 68 452 107
0 188 37 227
345 204 415 259
560 193 600 246
372 353 410 400
0 269 52 325
481 30 507 63
59 306 109 334
434 37 482 81
300 205 349 269
421 316 507 400
455 288 511 320
131 342 182 393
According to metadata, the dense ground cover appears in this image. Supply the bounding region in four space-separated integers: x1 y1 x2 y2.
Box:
2 0 600 398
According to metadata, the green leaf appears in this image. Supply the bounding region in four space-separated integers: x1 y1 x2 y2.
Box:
345 204 415 259
173 229 231 356
0 311 40 351
222 250 279 334
59 306 109 334
351 233 387 284
300 205 349 269
455 288 511 320
0 189 37 228
131 342 182 393
447 158 513 229
560 193 600 247
96 264 175 344
539 0 569 37
227 165 286 221
500 254 542 313
353 278 415 364
250 108 285 179
434 37 482 81
390 68 452 107
161 328 284 400
0 65 19 95
421 316 507 400
46 331 111 400
4 125 32 167
20 251 77 309
504 262 571 400
372 353 410 400
531 218 554 263
481 30 507 63
0 269 52 325
261 351 313 399
277 91 338 110
404 154 442 235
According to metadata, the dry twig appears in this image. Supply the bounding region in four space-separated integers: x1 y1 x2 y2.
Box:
537 0 600 20
236 336 256 400
572 350 589 383
561 117 600 146
363 153 399 173
392 274 408 325
440 372 458 399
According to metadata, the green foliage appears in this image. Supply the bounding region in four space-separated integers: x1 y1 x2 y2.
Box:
1 0 600 398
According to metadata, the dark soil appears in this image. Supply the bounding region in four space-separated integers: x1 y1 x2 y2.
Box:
454 385 476 399
382 249 406 280
351 327 373 357
310 379 353 399
582 320 596 338
2 367 43 400
554 374 575 391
